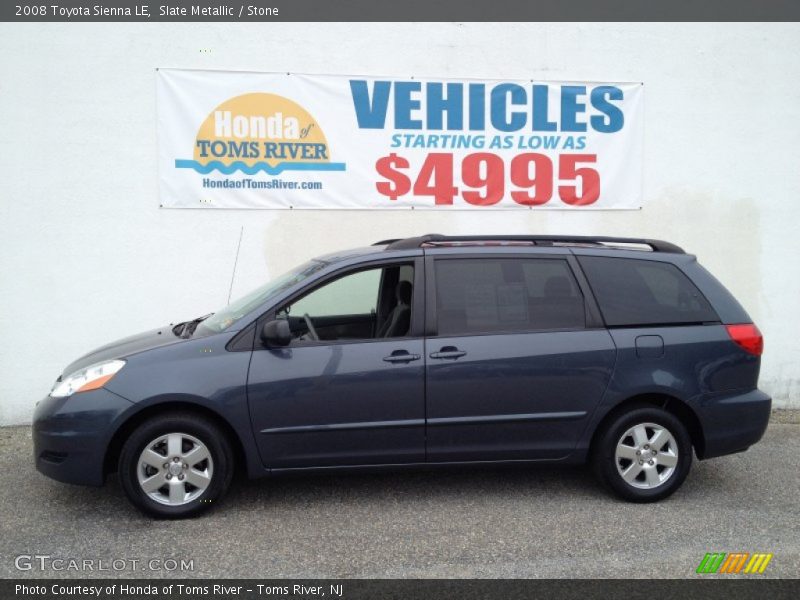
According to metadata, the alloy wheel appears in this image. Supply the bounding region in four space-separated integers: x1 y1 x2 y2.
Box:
136 432 214 506
614 422 679 489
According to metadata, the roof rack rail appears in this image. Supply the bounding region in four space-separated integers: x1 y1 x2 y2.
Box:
380 234 684 254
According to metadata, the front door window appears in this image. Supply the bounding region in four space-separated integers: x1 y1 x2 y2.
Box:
277 264 414 342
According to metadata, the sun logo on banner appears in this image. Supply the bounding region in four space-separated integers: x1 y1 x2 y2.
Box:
175 92 346 175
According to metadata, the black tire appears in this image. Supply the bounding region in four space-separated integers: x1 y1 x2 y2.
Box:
592 406 692 502
118 412 234 518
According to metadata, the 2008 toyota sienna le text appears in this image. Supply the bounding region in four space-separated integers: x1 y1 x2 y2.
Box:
33 234 771 518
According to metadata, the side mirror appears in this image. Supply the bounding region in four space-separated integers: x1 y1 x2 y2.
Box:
261 319 292 347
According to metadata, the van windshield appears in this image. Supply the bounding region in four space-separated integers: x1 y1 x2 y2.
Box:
195 260 328 335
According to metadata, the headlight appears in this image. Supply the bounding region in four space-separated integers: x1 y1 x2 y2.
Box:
50 359 126 398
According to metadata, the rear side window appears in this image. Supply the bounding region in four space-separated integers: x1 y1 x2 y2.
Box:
577 256 718 326
435 258 585 335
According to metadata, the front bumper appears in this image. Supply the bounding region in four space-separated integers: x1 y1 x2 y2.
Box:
33 388 134 486
698 388 771 459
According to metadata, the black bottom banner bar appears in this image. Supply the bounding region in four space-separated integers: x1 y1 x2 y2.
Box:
4 579 800 600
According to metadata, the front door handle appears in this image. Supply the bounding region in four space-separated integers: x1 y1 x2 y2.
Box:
430 346 467 360
383 350 421 364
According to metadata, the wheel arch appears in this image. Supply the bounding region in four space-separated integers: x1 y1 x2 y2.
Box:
103 399 249 479
589 393 706 459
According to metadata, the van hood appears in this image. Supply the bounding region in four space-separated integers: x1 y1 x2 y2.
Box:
62 326 183 376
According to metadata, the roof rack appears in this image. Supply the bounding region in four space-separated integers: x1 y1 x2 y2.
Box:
380 234 684 254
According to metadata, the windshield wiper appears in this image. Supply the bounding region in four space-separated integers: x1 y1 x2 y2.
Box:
172 313 213 338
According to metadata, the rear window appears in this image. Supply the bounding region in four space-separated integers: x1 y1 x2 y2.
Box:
435 258 585 335
577 256 718 326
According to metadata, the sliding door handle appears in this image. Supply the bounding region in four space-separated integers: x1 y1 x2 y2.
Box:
430 346 467 360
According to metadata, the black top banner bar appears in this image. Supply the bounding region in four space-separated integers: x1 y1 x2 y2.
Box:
3 0 800 22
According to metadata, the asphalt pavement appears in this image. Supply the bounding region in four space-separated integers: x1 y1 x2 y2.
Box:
1 414 798 579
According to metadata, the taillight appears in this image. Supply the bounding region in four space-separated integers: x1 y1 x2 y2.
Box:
725 324 763 356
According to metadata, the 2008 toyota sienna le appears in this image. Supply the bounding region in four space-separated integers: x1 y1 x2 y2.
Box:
34 234 771 518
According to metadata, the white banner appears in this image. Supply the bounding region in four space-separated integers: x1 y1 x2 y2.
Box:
157 69 643 209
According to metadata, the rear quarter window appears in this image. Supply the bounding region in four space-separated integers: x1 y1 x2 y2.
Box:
577 256 719 326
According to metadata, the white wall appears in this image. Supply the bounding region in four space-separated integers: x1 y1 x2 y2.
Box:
1 22 799 425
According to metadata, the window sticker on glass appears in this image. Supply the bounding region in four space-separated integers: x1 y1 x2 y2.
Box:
465 284 498 328
497 283 529 323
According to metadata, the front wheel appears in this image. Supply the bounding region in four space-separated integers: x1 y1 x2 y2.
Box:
593 406 692 502
118 412 234 518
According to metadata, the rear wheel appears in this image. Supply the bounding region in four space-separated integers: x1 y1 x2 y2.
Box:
118 412 234 518
593 406 692 502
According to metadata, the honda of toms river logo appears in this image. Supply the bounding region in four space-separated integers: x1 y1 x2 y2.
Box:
175 92 346 176
696 552 773 574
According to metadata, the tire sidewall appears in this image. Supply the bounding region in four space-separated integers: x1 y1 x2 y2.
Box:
118 414 233 518
597 407 692 502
